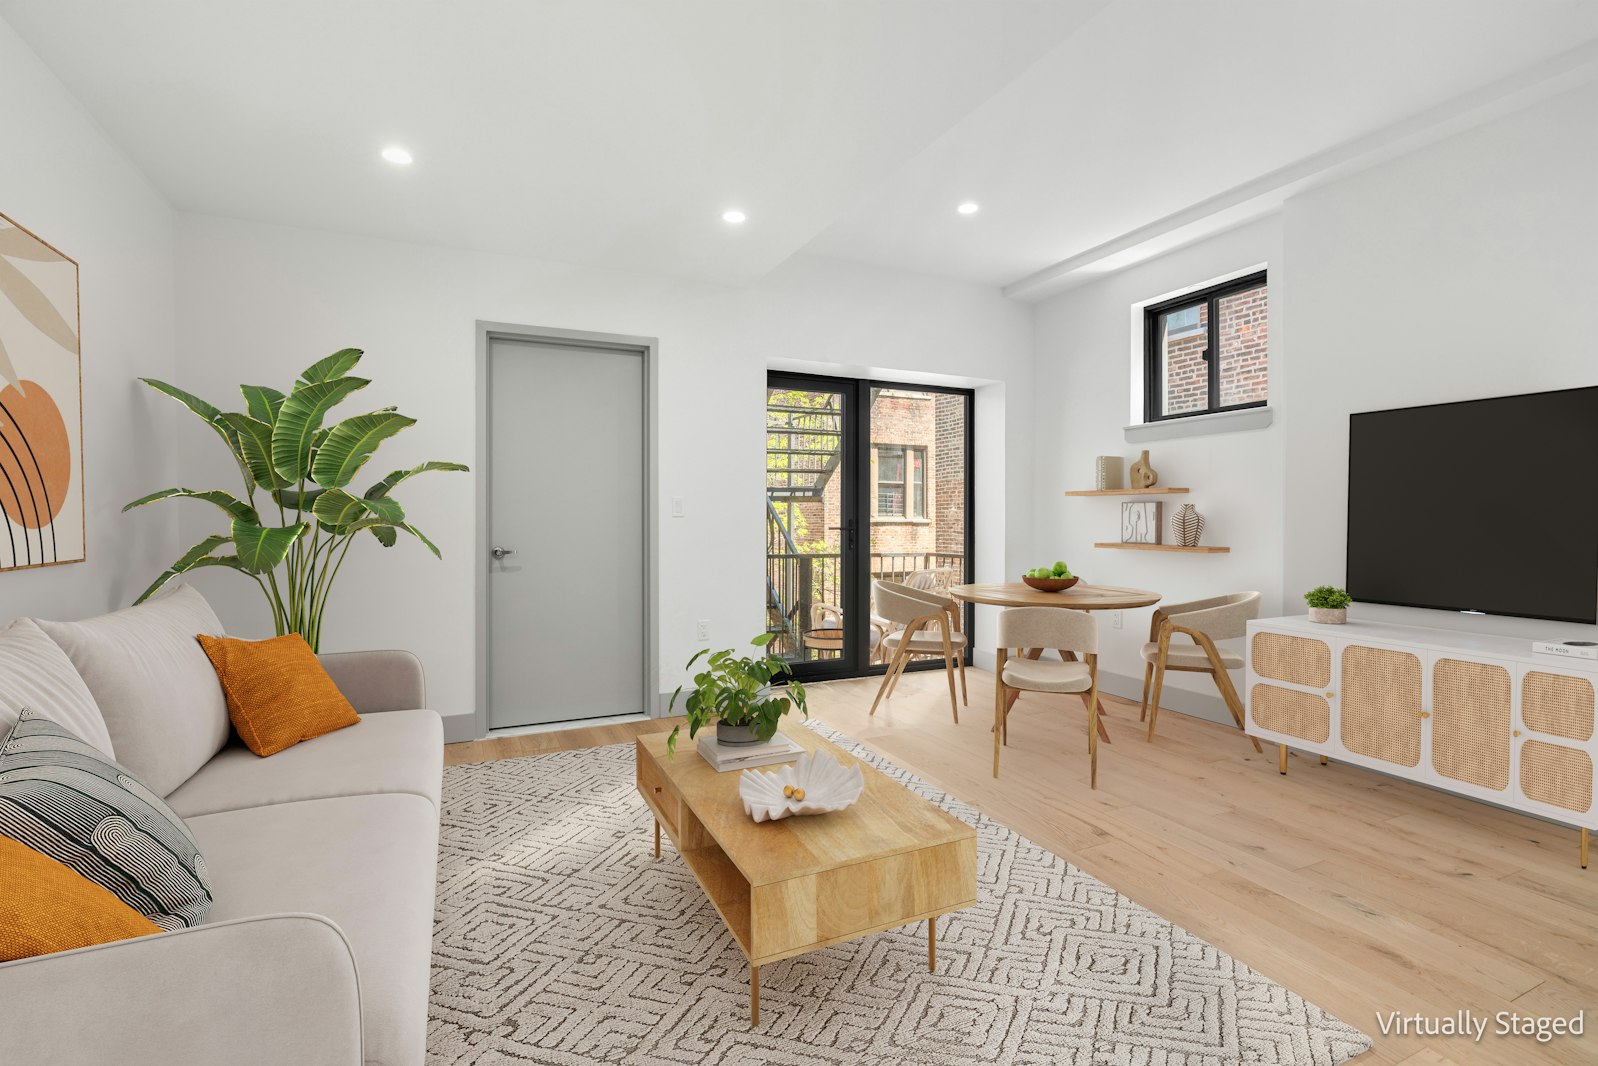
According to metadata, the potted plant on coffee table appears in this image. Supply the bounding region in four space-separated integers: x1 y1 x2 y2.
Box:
667 633 808 756
1304 585 1352 624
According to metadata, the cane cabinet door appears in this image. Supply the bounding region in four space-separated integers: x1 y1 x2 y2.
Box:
1429 656 1515 803
1337 639 1427 772
1247 628 1334 748
1514 665 1597 829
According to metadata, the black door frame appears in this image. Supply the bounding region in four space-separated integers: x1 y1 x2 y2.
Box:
766 371 975 683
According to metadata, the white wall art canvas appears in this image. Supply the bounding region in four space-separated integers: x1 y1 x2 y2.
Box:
1120 501 1161 544
0 212 83 571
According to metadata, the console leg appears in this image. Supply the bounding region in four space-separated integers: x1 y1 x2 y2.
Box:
653 819 660 859
928 915 937 972
1582 827 1589 870
1279 744 1288 775
1320 755 1329 766
751 965 760 1025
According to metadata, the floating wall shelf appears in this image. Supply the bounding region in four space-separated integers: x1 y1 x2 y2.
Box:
1064 487 1190 496
1093 542 1231 553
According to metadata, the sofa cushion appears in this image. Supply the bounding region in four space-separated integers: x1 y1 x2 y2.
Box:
0 617 114 757
189 794 438 1066
197 634 359 757
34 584 228 796
0 709 213 930
166 709 443 819
0 835 162 961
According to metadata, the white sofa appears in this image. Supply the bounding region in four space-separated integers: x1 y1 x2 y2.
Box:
0 589 441 1066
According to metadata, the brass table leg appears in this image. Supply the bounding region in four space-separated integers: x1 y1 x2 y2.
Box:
1320 755 1329 766
653 818 660 859
751 964 760 1025
1279 744 1288 775
928 916 937 971
1582 827 1589 870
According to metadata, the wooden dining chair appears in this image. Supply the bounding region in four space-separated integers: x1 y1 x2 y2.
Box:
1140 591 1263 752
993 606 1102 787
808 602 886 663
869 580 967 722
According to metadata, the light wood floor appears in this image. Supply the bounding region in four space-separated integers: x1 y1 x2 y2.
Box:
445 668 1597 1066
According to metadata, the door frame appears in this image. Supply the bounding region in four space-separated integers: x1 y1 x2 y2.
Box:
473 322 659 741
765 370 976 683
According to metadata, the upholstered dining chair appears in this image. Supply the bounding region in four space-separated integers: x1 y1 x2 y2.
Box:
993 606 1102 787
1140 591 1263 752
869 580 968 721
807 602 885 663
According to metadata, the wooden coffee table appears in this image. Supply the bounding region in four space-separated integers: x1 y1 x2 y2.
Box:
635 719 976 1024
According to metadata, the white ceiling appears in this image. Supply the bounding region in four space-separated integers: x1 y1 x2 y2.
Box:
5 1 1596 290
806 0 1598 287
0 0 1104 285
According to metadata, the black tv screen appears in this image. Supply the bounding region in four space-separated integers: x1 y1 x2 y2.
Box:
1347 386 1598 625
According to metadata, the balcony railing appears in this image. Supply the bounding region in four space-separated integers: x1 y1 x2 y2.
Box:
765 550 965 661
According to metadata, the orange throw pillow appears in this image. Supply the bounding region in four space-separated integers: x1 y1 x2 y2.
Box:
0 836 162 961
197 634 360 756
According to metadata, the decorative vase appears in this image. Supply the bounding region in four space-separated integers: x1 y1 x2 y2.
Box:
1129 449 1158 489
716 720 763 745
1171 503 1205 547
1094 455 1124 491
1308 608 1347 625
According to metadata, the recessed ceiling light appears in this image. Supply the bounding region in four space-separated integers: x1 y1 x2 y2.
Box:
381 146 414 166
722 209 747 224
956 201 980 215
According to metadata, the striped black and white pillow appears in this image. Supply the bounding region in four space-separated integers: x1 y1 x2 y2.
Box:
0 707 212 930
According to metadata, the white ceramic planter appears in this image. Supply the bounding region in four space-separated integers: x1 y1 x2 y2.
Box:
1308 607 1347 624
739 752 864 822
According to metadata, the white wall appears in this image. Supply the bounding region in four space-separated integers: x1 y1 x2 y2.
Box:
173 214 1033 737
1281 79 1598 643
1031 218 1286 719
0 16 177 623
1029 78 1598 728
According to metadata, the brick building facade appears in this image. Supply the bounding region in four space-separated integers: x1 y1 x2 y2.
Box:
1159 283 1268 415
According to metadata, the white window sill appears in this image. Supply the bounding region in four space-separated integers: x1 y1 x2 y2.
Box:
1125 406 1274 443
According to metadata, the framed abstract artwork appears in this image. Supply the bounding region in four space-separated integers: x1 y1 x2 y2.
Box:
1120 501 1162 545
0 211 82 571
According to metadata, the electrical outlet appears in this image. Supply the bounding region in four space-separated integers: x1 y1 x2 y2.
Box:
1110 610 1123 630
671 496 685 518
696 620 710 642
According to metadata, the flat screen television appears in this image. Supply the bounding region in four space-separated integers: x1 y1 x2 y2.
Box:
1347 385 1598 624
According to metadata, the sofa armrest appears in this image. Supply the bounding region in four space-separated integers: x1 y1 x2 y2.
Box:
0 914 362 1066
319 649 427 713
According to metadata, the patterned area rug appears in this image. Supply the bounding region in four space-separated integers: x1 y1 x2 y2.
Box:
430 724 1372 1065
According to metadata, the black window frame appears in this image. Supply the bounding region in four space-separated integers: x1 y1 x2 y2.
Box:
1143 270 1268 423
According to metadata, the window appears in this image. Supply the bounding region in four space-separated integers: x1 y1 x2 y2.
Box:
1144 271 1267 421
875 445 925 518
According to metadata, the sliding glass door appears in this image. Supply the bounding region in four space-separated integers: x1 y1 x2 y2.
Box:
765 372 973 681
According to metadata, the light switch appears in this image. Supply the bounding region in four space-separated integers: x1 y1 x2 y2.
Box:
672 496 685 518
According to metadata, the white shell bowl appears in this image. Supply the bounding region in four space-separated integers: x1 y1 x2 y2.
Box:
739 752 865 822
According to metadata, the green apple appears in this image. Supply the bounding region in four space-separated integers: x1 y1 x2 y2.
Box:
1052 561 1070 576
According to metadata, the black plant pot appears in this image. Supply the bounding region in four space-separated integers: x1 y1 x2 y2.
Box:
715 720 762 746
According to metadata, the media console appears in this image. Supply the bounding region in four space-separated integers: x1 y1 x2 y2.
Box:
1245 616 1596 868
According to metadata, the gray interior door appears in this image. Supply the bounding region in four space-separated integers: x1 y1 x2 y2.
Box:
488 337 645 728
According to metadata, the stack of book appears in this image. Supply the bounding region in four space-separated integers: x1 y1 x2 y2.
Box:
695 733 803 772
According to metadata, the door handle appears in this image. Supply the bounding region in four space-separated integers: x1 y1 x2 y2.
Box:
491 546 516 560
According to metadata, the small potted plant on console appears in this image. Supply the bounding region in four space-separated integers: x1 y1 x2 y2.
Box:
667 633 809 756
1304 585 1352 624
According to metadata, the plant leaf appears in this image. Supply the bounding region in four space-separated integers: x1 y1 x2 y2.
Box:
310 411 416 488
310 488 368 530
240 385 286 425
216 412 284 490
399 522 439 557
370 524 398 547
271 377 368 482
230 519 308 574
363 495 405 524
123 487 259 523
272 486 325 512
132 534 232 603
364 460 469 500
296 348 363 387
140 378 221 422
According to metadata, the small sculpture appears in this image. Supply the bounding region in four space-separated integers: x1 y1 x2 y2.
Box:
740 752 864 822
1129 450 1158 489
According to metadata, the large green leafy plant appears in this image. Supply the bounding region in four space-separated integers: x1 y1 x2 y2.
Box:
666 633 808 756
127 348 466 650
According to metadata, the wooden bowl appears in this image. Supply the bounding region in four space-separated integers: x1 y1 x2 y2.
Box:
1022 574 1079 592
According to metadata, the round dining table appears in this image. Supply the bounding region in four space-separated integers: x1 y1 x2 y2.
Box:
949 582 1162 744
